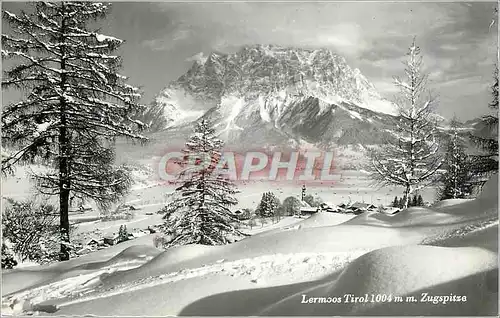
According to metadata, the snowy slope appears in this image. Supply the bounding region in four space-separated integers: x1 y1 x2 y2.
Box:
1 175 498 316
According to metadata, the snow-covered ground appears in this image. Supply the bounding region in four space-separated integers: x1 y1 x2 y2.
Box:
2 173 498 316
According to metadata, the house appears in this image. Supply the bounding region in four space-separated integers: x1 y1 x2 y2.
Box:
76 246 93 255
146 226 157 234
86 238 101 247
348 202 377 213
381 207 401 215
297 200 318 215
300 207 319 215
103 234 120 246
130 231 147 239
319 202 341 213
338 203 348 209
122 204 139 211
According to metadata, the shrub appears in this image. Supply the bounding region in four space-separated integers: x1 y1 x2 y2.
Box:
2 198 61 264
153 234 172 249
248 217 257 230
1 241 17 269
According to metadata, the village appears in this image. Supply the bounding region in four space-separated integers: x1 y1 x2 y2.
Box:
71 189 413 258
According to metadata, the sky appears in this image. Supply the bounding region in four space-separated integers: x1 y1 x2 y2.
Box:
2 1 498 120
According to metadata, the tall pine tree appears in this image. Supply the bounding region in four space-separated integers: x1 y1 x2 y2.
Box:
439 118 473 200
160 118 243 247
369 39 443 208
2 2 147 260
469 65 499 182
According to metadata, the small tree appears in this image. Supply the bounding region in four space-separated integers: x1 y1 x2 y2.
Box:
118 225 129 243
1 241 18 269
274 204 284 223
248 217 257 230
259 215 267 228
377 204 385 213
369 39 443 209
417 194 424 206
439 119 474 200
392 196 399 207
410 195 417 207
282 196 301 216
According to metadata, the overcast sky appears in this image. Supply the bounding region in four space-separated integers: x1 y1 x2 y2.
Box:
2 1 498 120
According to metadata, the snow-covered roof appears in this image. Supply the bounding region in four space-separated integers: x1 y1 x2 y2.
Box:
299 200 312 208
350 202 376 209
380 207 401 215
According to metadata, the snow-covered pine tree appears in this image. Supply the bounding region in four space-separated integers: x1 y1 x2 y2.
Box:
439 119 473 200
1 241 18 269
159 118 243 247
411 195 418 207
256 192 280 218
392 196 399 207
118 225 128 243
2 2 147 260
417 194 424 206
468 65 499 181
369 39 443 208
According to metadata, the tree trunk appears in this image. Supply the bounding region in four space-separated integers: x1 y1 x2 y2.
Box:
58 88 71 261
59 8 70 261
404 184 411 209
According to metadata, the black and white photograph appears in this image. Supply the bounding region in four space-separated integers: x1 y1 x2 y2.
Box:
1 1 498 316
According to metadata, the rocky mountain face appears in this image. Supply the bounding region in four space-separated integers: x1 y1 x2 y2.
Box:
151 44 399 150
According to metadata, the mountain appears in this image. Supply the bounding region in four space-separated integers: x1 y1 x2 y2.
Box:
151 45 399 150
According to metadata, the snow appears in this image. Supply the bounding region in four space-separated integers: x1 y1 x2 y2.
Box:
186 52 208 64
1 174 497 316
217 95 245 136
258 95 271 123
36 122 51 133
431 198 474 208
95 34 123 44
155 87 208 127
294 212 355 228
259 245 497 316
347 109 363 120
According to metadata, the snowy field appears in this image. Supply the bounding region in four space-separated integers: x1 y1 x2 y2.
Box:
1 170 498 316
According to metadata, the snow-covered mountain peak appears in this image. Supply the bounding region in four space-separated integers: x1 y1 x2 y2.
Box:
150 44 399 146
